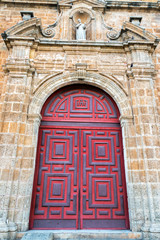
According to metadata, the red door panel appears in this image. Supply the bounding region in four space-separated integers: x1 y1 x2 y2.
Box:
30 129 79 229
29 85 129 230
80 129 129 229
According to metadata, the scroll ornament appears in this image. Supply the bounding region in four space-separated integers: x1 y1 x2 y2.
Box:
41 12 62 38
101 14 121 40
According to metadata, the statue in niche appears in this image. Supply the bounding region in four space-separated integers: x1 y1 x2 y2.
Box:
76 19 86 40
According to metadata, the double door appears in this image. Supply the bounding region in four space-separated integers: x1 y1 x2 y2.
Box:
30 124 129 230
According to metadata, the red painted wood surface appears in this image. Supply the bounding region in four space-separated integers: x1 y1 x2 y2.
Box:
29 85 129 230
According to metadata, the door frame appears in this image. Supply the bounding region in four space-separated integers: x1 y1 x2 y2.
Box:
27 76 135 232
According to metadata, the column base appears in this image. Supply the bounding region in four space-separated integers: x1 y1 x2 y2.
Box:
0 221 17 240
150 223 160 233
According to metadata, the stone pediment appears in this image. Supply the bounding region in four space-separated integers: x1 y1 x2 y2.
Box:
121 22 157 42
1 18 42 40
59 0 105 8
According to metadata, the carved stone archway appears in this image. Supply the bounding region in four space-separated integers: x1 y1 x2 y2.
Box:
27 73 135 231
28 72 132 118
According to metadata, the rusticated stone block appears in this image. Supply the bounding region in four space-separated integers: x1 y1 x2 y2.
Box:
19 124 26 134
1 169 10 181
146 148 154 159
9 122 18 133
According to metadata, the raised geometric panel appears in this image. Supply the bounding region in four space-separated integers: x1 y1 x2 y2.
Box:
89 174 117 208
43 173 71 206
55 144 64 156
98 183 108 197
97 146 106 157
89 136 115 165
45 132 72 164
52 183 62 196
41 86 119 123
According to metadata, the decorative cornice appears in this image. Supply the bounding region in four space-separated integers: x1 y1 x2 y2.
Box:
105 0 159 10
58 0 105 7
1 0 58 5
1 0 160 10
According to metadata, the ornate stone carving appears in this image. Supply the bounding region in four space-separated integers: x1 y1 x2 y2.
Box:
101 14 121 40
41 27 56 38
1 12 158 45
41 11 62 38
75 63 87 80
107 29 121 40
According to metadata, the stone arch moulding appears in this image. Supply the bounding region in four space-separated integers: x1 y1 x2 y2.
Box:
69 6 95 22
28 72 132 120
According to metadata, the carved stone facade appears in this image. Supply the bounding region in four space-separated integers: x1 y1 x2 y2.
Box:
0 0 159 239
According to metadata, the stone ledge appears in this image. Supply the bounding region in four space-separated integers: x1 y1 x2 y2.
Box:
105 0 159 9
1 0 57 5
37 40 156 47
20 230 143 240
1 0 159 10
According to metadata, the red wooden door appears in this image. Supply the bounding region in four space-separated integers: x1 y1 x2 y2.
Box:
29 86 129 230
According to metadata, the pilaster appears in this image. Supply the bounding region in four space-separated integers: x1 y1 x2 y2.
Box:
0 39 35 238
124 42 160 236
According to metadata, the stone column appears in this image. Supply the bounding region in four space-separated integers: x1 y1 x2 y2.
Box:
124 43 160 239
0 39 35 239
119 115 139 232
20 113 41 233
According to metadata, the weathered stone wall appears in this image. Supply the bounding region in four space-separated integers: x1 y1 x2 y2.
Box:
0 1 159 239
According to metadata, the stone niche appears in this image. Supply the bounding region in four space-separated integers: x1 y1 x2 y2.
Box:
69 8 95 40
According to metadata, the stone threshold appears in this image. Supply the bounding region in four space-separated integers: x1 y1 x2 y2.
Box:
18 230 143 240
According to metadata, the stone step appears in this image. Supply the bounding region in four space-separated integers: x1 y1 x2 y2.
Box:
21 230 143 240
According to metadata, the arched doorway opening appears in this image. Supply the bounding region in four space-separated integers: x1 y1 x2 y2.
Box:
29 85 129 230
